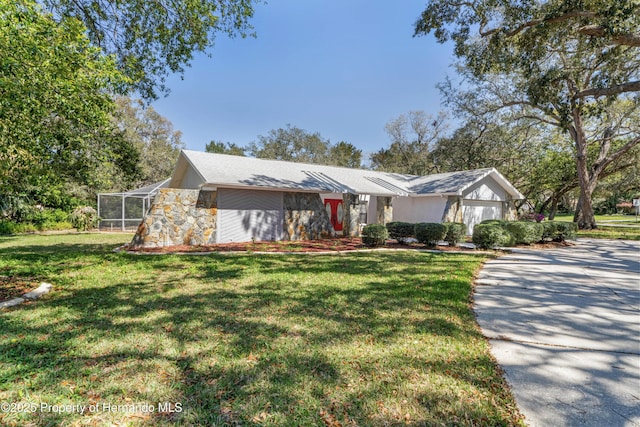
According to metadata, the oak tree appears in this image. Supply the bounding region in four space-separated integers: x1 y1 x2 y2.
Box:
415 0 640 228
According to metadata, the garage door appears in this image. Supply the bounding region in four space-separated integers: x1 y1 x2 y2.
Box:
462 200 502 235
218 189 283 243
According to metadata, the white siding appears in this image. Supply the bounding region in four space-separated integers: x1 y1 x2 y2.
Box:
462 177 506 201
217 189 283 243
392 196 447 223
181 166 205 189
462 200 502 234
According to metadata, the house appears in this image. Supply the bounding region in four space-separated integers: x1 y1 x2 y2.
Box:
131 150 523 248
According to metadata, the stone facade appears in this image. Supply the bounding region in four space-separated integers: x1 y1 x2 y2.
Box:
130 189 217 248
441 196 463 223
503 199 518 221
376 196 393 225
342 193 361 237
282 192 335 240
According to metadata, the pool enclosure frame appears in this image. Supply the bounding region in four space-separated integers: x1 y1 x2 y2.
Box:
97 179 170 231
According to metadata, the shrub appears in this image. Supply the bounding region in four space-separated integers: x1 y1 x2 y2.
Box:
386 221 415 244
361 224 388 247
479 219 507 226
27 208 70 226
443 222 466 246
542 221 578 241
70 206 99 231
505 221 544 245
472 223 515 249
541 221 558 241
415 222 448 248
554 221 578 241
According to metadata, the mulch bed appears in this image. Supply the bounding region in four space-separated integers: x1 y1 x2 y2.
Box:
123 237 575 254
124 237 481 254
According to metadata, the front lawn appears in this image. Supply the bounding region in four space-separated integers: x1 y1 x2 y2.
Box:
0 234 523 426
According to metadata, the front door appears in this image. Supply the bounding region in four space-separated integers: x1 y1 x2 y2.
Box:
324 199 344 232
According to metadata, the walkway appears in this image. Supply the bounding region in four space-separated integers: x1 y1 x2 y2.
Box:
474 239 640 426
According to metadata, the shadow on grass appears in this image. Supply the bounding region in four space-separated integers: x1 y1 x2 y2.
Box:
0 237 519 426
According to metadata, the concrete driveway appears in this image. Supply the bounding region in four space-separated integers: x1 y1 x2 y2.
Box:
474 239 640 426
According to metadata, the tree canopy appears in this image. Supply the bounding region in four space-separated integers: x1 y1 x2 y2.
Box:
113 97 185 187
0 0 137 208
415 0 640 228
248 125 362 168
370 111 447 175
205 141 246 156
42 0 262 99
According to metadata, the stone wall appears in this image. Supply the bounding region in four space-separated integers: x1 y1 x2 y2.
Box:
282 192 335 240
342 193 361 237
441 196 463 223
130 189 217 248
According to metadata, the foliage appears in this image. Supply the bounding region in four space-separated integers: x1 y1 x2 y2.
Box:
361 224 388 247
0 234 524 425
248 125 362 167
113 97 184 188
385 221 415 244
415 0 640 229
519 213 545 223
370 111 447 175
42 0 261 100
414 222 448 247
329 141 363 168
505 221 544 245
443 222 466 246
70 206 99 231
472 223 515 249
0 0 137 212
205 140 246 156
542 220 579 241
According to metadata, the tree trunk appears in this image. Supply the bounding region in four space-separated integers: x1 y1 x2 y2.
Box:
549 197 558 220
570 107 598 230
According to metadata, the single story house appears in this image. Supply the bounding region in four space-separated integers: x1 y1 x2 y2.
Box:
131 150 523 248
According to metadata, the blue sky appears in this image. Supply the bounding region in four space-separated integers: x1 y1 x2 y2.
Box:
151 1 456 157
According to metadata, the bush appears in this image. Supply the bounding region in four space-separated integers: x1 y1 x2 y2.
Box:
472 223 515 249
541 221 558 241
542 221 578 241
70 206 99 231
443 222 466 246
415 222 448 247
479 219 507 226
554 221 578 241
505 221 544 245
386 221 415 244
27 208 70 226
361 224 388 247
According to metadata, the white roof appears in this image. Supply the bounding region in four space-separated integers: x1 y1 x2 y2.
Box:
170 150 524 199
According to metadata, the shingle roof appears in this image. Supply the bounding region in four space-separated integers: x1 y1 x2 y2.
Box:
173 150 523 199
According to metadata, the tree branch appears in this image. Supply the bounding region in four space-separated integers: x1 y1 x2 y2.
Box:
578 25 640 47
480 10 597 38
573 81 640 99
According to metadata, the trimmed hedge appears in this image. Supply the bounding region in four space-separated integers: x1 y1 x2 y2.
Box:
361 224 388 247
504 221 544 245
542 221 577 241
386 221 415 244
472 223 515 249
443 222 466 246
415 222 447 248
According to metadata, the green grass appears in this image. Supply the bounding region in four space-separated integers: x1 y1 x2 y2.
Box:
0 233 523 426
549 215 640 240
576 226 640 240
